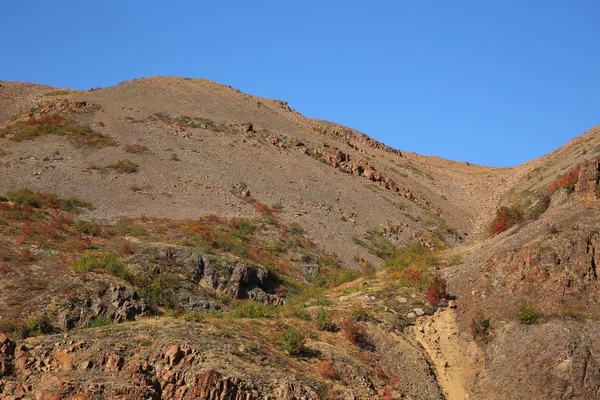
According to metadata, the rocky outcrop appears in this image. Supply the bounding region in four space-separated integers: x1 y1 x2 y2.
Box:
0 338 265 399
312 123 403 157
160 248 284 306
575 159 600 193
58 284 153 330
0 334 16 378
24 99 93 120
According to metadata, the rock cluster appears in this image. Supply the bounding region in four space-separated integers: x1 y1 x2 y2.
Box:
161 248 285 307
24 99 92 120
58 284 153 330
313 123 403 157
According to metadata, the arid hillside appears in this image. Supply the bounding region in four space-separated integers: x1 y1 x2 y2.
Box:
0 77 599 399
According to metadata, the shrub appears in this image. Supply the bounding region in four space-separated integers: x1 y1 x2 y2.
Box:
291 307 312 321
1 114 115 148
5 189 43 207
85 316 111 328
25 314 52 336
383 243 439 270
74 220 95 235
547 166 581 193
138 275 175 308
488 206 523 235
341 318 366 346
426 275 447 306
123 144 150 154
470 314 491 340
516 303 542 325
319 360 338 379
316 308 335 331
182 312 204 323
114 220 146 236
307 298 333 307
72 251 132 282
109 160 139 174
280 325 306 356
229 302 273 319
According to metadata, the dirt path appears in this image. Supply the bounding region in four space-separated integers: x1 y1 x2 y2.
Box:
412 308 479 400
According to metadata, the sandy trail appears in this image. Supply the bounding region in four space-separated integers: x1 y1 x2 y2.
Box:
412 308 479 400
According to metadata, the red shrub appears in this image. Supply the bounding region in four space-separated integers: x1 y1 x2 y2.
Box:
427 275 447 306
488 206 523 235
318 360 338 379
82 237 93 249
341 318 366 346
122 244 133 255
254 202 274 216
20 249 33 262
547 166 580 193
205 214 222 224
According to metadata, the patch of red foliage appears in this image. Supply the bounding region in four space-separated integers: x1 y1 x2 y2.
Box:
546 166 581 193
488 206 523 235
318 360 338 379
341 318 366 346
427 275 447 306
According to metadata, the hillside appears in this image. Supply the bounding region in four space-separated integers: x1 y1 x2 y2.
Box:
0 77 599 399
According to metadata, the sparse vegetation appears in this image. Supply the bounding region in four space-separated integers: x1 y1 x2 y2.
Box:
547 166 581 193
25 314 53 336
516 303 542 325
319 360 338 379
0 113 115 148
488 206 523 235
279 325 306 356
72 251 132 282
470 314 492 340
124 144 151 154
229 302 273 319
85 316 111 328
109 160 140 174
341 317 366 346
316 308 336 331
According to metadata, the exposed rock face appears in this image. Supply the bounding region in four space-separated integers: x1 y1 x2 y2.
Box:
58 284 153 330
23 98 92 120
312 123 403 157
0 334 16 377
0 338 267 399
575 159 600 193
161 248 284 306
478 320 600 400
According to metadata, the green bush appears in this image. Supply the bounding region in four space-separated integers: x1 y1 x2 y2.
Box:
138 276 176 308
182 312 204 323
85 316 111 328
114 220 146 236
316 308 335 331
291 307 312 321
229 301 273 318
6 189 43 207
307 298 333 307
383 243 439 270
516 304 542 325
280 325 306 356
25 314 52 336
72 251 132 282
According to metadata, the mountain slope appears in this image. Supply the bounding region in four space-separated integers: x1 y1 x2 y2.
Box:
0 77 599 399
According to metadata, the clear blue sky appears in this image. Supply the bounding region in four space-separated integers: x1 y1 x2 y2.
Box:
2 1 599 167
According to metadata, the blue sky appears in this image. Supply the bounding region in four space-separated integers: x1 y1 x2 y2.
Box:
2 1 599 167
